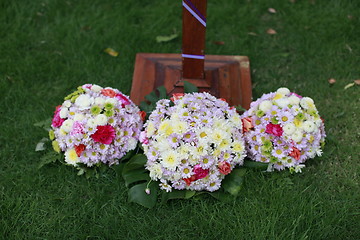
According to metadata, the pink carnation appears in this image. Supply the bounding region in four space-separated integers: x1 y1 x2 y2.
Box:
193 164 209 180
139 131 149 145
91 125 116 144
116 93 130 106
51 105 65 128
265 123 283 137
82 84 92 89
70 121 84 136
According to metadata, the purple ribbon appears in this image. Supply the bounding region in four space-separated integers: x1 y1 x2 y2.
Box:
182 54 205 60
182 0 206 27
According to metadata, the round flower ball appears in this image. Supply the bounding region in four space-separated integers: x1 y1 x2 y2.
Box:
242 87 326 172
140 92 246 192
50 84 143 167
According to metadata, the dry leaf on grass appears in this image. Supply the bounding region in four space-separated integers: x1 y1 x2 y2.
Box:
213 41 225 45
345 44 352 53
156 33 178 43
104 48 119 57
268 8 277 13
354 80 360 85
248 32 258 36
344 83 355 90
328 78 336 84
267 28 277 35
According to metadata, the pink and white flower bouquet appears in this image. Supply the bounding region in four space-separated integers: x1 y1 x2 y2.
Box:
49 84 143 168
242 87 326 172
141 92 246 192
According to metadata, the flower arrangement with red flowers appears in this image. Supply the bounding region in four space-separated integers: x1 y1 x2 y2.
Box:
49 84 143 171
241 87 326 172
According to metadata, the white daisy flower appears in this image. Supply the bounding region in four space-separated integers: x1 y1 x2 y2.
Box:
276 87 290 96
61 119 74 132
259 100 272 112
302 120 316 133
291 130 303 143
94 114 108 126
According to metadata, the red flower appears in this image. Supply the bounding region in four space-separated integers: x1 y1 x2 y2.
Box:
193 165 209 180
289 147 301 160
101 88 117 98
75 144 86 157
242 117 254 133
265 123 283 137
51 105 65 128
218 161 232 175
170 93 184 102
138 111 146 122
183 176 197 186
115 93 130 107
91 125 116 144
219 98 227 102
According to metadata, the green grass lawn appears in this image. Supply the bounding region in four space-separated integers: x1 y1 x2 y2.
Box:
1 0 359 239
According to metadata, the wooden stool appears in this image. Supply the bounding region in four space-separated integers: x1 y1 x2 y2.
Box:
130 0 252 108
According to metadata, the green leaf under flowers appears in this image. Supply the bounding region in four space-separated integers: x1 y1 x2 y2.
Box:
243 160 269 170
206 190 234 202
120 149 136 162
122 154 147 172
222 168 247 196
123 170 150 187
122 154 150 187
111 162 125 178
161 190 196 204
184 81 198 94
38 151 62 169
128 182 158 208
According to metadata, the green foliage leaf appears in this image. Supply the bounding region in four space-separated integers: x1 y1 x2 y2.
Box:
140 86 169 114
123 170 150 188
128 182 158 208
206 190 234 202
122 154 147 172
111 162 125 176
235 105 246 113
34 118 52 131
157 85 167 99
38 151 61 169
243 160 269 170
183 81 198 94
120 149 136 162
145 91 158 103
161 190 196 203
156 33 178 43
222 168 247 196
122 154 149 187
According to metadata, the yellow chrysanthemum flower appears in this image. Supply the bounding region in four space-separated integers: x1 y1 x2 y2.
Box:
65 149 79 165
